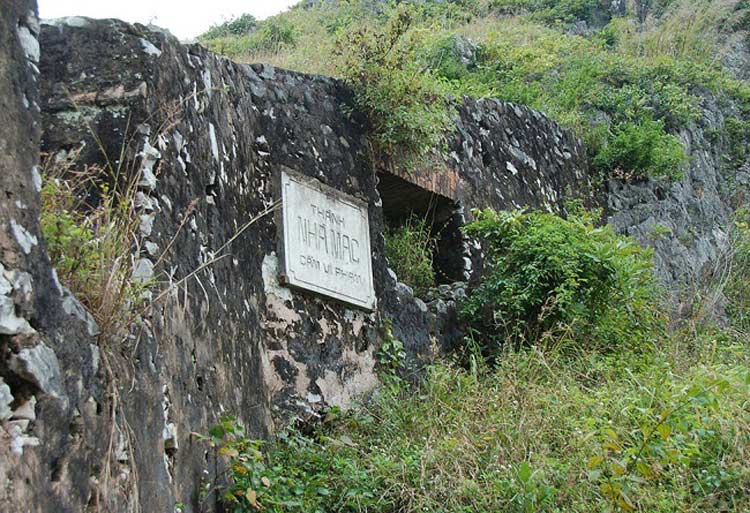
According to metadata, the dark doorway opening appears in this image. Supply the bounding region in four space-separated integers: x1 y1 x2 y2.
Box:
377 172 468 285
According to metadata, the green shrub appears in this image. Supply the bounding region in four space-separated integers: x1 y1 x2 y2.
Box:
41 177 99 287
248 18 298 52
725 117 750 167
593 120 686 181
334 5 453 161
200 14 257 39
462 208 664 352
384 215 436 296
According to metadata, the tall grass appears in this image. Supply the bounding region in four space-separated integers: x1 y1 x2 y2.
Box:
40 146 147 342
211 327 750 512
613 0 743 65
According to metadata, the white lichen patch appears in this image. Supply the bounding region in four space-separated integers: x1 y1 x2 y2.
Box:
10 219 38 254
16 25 40 63
31 165 42 192
139 37 162 57
138 141 161 190
208 123 220 163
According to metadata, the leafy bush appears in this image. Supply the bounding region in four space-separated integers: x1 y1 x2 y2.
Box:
384 215 436 296
199 0 750 184
334 5 453 161
593 120 686 181
200 14 257 40
462 208 664 352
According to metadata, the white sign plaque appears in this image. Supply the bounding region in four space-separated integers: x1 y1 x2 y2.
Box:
279 170 375 310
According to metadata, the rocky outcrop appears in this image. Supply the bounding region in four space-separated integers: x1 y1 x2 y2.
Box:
607 91 749 290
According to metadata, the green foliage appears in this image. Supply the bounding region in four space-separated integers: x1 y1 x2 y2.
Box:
39 152 148 340
725 117 750 167
593 120 686 181
462 208 663 352
207 416 384 513
447 23 712 180
334 5 453 161
200 14 257 39
376 321 407 384
201 16 297 56
384 215 436 296
213 331 750 512
41 178 99 285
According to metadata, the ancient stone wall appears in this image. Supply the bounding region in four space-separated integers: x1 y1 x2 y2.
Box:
0 11 591 512
0 2 105 512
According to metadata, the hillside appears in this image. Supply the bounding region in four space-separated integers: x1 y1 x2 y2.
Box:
2 1 750 513
201 0 750 287
200 0 750 180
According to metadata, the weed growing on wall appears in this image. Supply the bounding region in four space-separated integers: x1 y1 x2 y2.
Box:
334 4 453 164
39 149 148 340
384 215 436 296
593 120 686 181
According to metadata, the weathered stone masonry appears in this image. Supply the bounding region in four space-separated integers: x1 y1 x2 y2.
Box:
1 2 104 512
1 8 591 513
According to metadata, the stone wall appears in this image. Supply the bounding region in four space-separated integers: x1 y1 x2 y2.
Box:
0 11 591 513
0 2 105 512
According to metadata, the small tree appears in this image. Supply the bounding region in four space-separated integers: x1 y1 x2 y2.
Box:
334 5 452 162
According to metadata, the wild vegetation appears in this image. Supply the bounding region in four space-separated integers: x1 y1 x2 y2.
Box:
384 215 437 296
193 5 750 511
200 0 750 180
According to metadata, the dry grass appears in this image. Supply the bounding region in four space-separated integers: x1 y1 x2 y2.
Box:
614 0 743 65
40 147 146 341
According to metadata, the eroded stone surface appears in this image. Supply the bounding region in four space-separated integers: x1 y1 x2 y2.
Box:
1 2 101 512
0 10 594 513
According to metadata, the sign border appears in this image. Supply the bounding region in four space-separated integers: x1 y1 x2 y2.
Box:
277 169 376 311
